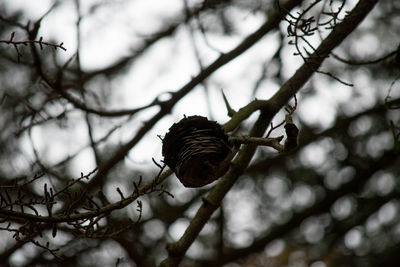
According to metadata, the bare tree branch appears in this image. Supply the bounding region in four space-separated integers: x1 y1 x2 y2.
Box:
159 0 379 265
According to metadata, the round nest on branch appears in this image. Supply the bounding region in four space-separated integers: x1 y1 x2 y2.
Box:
162 116 234 188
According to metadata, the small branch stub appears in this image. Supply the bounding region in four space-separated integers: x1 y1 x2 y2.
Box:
162 116 234 188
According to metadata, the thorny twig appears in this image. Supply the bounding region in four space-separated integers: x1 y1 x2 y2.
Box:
30 239 61 259
0 32 66 62
266 94 297 137
281 0 353 86
331 50 397 66
0 167 173 257
229 135 285 152
222 90 237 117
229 95 299 152
384 74 400 109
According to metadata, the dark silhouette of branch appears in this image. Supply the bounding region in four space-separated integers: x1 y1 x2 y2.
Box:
0 0 396 265
331 50 397 65
247 97 400 174
0 32 66 62
81 0 306 194
79 0 228 82
0 169 172 224
203 150 397 266
159 0 379 265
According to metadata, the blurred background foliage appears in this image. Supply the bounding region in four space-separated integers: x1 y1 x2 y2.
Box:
0 0 399 266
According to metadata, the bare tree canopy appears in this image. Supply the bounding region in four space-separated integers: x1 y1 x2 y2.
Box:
0 0 399 266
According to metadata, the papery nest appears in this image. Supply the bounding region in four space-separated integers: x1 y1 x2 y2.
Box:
162 116 234 187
